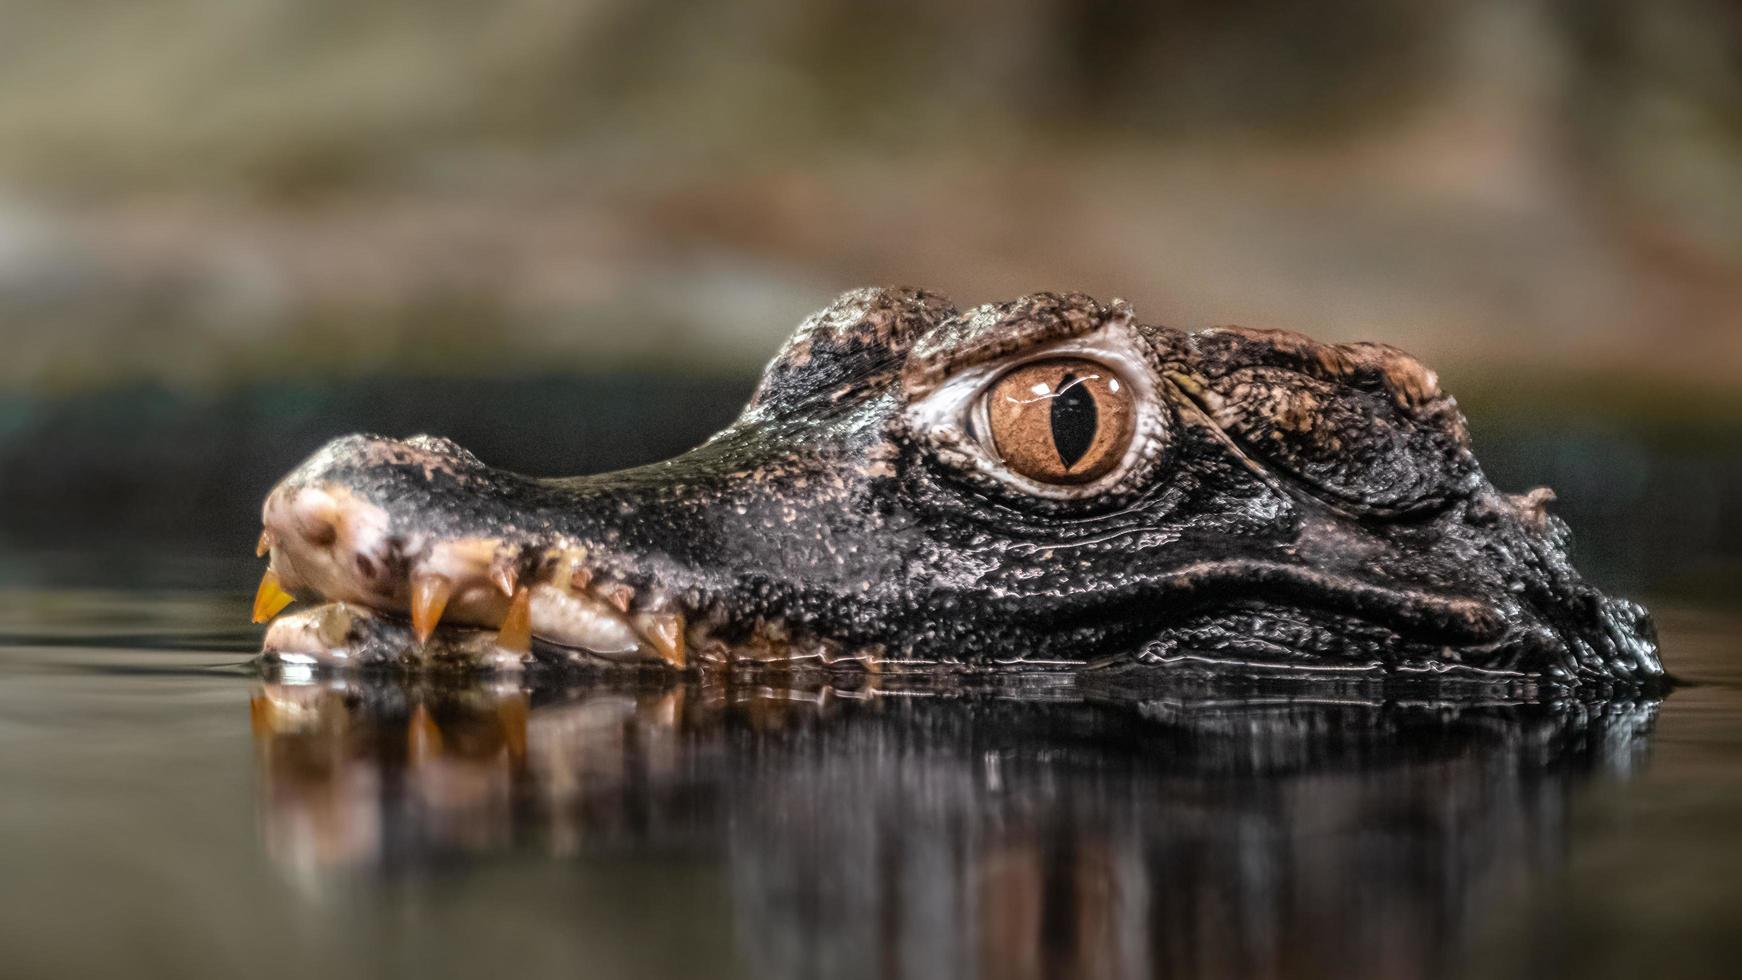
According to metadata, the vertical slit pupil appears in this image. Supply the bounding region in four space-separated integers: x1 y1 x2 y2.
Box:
1049 371 1098 470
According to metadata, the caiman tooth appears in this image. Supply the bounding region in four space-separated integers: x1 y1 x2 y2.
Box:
546 553 572 592
255 530 272 559
568 548 594 591
634 612 686 668
542 546 592 592
489 561 519 598
410 573 453 644
496 586 533 654
251 568 296 624
596 581 634 614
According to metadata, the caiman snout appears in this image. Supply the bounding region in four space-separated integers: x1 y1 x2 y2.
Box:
257 433 687 671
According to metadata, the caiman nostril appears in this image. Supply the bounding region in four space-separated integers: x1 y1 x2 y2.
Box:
289 488 341 546
299 515 337 547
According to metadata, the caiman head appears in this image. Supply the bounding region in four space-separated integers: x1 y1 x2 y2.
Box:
254 288 1662 685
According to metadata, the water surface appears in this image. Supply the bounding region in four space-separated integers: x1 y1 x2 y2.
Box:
1 587 1738 980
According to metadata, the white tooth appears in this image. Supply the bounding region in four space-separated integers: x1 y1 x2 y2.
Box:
527 583 641 656
546 553 573 592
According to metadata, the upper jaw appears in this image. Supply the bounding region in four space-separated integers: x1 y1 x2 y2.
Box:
258 434 697 670
257 432 900 674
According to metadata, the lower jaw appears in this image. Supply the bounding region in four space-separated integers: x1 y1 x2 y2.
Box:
258 600 913 676
260 596 1134 677
262 602 666 674
257 597 1564 683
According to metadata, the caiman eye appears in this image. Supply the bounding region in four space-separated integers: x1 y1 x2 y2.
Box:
983 358 1136 485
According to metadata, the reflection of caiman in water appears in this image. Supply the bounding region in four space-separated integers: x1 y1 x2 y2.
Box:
249 288 1661 684
251 674 1659 979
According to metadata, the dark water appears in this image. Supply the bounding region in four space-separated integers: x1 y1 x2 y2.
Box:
2 377 1740 979
0 589 1738 980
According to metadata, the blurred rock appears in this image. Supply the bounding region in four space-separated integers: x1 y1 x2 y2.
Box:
0 0 1735 407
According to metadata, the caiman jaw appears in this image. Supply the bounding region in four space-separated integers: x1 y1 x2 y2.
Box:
253 436 689 671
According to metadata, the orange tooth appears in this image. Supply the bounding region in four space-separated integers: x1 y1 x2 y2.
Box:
255 530 272 558
597 582 633 614
496 586 532 653
489 562 518 598
635 612 686 669
410 574 453 644
251 568 295 623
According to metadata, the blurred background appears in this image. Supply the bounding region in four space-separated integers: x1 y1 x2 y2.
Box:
2 8 1742 979
0 0 1738 597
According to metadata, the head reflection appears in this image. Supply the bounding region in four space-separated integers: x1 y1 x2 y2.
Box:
251 674 1658 979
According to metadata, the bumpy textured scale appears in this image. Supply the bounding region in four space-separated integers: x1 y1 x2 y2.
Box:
252 288 1662 686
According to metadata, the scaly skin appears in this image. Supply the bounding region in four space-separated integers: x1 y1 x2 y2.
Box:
253 288 1662 685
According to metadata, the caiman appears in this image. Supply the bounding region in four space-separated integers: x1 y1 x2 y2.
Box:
250 288 1662 685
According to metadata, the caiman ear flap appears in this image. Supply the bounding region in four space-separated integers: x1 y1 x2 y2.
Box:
1176 327 1479 515
749 287 957 416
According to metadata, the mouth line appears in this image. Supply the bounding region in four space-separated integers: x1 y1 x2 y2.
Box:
1032 558 1510 648
258 599 899 676
255 473 1506 676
